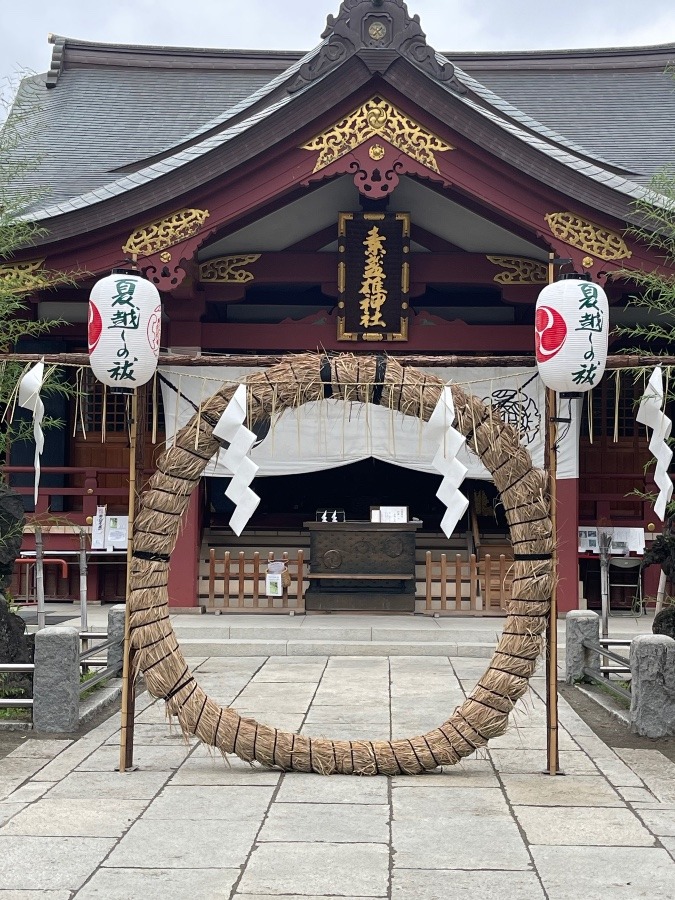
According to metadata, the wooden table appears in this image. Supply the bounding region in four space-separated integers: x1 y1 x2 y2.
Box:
304 520 422 612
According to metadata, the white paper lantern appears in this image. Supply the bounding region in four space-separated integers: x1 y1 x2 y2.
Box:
535 276 608 393
88 272 161 387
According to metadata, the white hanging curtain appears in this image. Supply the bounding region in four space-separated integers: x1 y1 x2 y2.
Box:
159 365 579 481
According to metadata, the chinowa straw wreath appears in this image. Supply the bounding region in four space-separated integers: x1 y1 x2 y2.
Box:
129 352 553 775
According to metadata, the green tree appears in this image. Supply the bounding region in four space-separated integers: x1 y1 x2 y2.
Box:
616 171 675 618
0 78 75 684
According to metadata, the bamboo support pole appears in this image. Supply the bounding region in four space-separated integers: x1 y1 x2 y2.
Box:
3 351 675 369
119 388 138 774
545 252 561 777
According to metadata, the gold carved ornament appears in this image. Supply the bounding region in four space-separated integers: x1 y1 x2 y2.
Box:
486 255 547 285
122 208 210 257
199 254 262 284
0 258 47 291
302 96 454 174
544 212 632 261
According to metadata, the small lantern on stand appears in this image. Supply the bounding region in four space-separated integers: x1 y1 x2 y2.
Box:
87 265 161 774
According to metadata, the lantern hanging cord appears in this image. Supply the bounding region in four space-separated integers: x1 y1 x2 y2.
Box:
553 397 574 452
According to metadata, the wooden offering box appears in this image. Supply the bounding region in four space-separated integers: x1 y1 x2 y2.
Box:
304 520 422 612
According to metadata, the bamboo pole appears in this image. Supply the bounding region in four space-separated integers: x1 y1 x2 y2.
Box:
119 388 138 774
3 351 675 369
545 252 561 777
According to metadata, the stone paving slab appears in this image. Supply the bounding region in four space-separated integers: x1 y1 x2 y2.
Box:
0 835 116 891
142 784 275 821
105 817 260 869
6 739 73 759
500 773 624 807
75 867 239 899
259 801 389 843
1 797 149 837
514 804 656 846
1 651 675 898
47 769 170 800
0 892 73 899
531 845 675 899
391 869 546 899
276 771 389 804
237 842 390 897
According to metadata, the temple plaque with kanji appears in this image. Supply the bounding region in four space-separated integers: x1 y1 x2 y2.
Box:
337 212 410 341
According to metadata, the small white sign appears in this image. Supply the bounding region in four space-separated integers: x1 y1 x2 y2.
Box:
265 573 283 597
106 515 129 550
379 505 408 523
91 505 107 549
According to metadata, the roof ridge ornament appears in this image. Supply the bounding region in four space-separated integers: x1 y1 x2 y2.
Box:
288 0 464 94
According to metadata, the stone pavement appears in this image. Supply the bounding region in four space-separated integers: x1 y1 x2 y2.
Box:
25 603 657 658
2 653 674 899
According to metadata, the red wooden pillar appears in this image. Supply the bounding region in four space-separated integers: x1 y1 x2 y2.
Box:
168 484 203 608
556 477 579 613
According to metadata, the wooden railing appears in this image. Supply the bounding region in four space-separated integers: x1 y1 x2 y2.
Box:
204 547 513 616
3 466 133 521
207 549 306 613
423 552 513 615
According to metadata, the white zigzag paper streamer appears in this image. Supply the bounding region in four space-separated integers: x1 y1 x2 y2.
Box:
428 385 469 538
18 359 46 504
213 384 260 536
637 367 673 521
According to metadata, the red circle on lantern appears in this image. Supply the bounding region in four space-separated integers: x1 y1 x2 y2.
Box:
88 302 103 353
535 306 567 361
147 306 161 353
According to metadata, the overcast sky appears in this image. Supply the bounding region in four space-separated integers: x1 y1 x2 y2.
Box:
2 0 675 98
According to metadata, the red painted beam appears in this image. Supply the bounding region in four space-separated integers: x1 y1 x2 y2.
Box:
198 320 534 352
197 252 540 298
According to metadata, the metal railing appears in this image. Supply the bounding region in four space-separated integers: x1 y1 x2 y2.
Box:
79 631 116 696
582 637 632 702
0 631 115 712
0 663 35 709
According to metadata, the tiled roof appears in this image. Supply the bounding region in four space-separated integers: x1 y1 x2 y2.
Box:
5 35 675 222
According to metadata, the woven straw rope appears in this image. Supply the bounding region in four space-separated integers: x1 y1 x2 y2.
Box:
129 353 553 775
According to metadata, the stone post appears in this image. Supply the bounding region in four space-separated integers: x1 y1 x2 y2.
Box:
33 626 80 733
630 635 675 739
107 604 126 677
565 610 600 684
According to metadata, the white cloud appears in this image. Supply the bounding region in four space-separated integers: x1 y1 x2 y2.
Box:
2 0 675 99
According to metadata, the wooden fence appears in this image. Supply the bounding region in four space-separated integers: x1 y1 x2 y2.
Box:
207 549 306 613
424 552 512 615
204 548 513 615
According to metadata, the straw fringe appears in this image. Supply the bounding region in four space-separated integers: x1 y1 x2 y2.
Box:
129 353 554 776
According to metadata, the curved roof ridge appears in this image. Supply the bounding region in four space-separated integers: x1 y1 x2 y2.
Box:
459 90 663 206
448 57 638 175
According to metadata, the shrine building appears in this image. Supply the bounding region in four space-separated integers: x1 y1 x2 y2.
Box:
4 0 675 615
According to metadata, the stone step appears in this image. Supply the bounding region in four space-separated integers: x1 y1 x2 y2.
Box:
176 637 498 658
173 623 505 643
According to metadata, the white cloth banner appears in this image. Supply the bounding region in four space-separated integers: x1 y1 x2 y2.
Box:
160 366 580 481
18 359 46 503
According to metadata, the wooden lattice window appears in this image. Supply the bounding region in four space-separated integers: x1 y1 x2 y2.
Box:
581 375 642 440
77 370 164 434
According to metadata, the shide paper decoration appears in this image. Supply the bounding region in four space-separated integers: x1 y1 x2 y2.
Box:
213 384 261 535
18 359 45 504
535 276 608 393
88 271 161 387
637 367 673 521
428 385 469 538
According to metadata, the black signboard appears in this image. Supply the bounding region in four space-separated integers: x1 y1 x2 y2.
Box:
337 212 410 342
